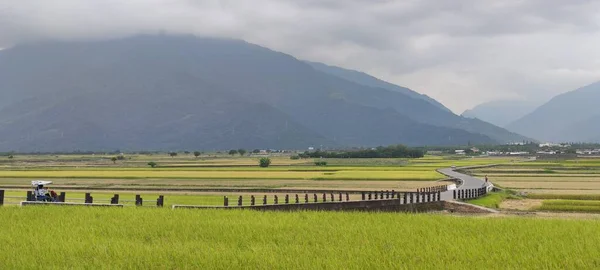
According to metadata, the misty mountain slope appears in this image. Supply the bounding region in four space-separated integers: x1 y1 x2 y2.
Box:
462 100 538 127
0 35 507 151
303 62 528 143
305 61 450 111
0 79 332 152
507 81 600 142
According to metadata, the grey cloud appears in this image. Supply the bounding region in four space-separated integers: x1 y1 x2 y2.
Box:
1 0 600 112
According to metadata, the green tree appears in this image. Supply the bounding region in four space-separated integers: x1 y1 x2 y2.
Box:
259 157 271 168
194 151 202 158
111 157 118 164
169 152 178 158
147 162 158 168
238 149 247 156
252 149 261 154
228 149 238 156
8 155 14 160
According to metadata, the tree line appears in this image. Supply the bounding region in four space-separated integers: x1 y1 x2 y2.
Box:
299 145 424 159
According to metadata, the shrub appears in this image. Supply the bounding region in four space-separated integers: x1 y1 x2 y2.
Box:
259 158 271 168
314 161 328 166
147 162 158 168
290 155 300 160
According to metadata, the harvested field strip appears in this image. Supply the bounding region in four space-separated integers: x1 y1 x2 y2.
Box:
495 181 600 190
527 194 600 200
0 170 443 180
0 166 441 172
490 176 600 182
474 174 600 178
1 208 600 269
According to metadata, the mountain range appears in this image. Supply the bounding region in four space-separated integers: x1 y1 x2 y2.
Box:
507 82 600 143
462 100 539 128
0 35 527 152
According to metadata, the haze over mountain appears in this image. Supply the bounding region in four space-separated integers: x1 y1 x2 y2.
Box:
0 35 527 152
507 82 600 142
462 100 539 128
305 61 450 112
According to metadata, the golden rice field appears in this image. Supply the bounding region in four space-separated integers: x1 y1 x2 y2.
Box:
470 159 600 196
2 208 600 269
0 169 443 180
0 154 514 194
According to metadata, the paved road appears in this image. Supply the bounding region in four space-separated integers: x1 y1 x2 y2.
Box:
438 168 490 190
438 167 492 201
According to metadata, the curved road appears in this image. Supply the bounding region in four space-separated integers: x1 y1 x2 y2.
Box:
437 167 492 201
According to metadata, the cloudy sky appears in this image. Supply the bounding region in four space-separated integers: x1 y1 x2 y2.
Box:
1 0 600 113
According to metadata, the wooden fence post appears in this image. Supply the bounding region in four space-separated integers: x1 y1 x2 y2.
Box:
330 193 334 202
285 194 289 204
59 192 66 203
314 194 318 203
374 192 379 200
368 193 372 200
339 193 342 202
305 194 309 203
403 193 408 204
453 190 457 200
238 196 243 206
409 193 414 204
416 192 420 203
346 193 350 201
85 193 93 204
135 194 142 206
224 196 229 207
361 192 366 201
157 195 164 207
251 195 256 206
437 191 441 201
386 190 390 199
0 190 4 206
295 194 299 204
322 193 326 202
427 192 432 202
392 190 396 198
263 195 268 205
111 194 119 204
274 195 279 205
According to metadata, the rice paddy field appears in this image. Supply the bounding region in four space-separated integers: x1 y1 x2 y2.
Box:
1 207 600 269
0 154 513 193
469 157 600 212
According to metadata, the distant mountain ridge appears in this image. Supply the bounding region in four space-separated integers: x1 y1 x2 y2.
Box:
0 35 527 151
507 81 600 142
305 61 450 112
462 100 538 128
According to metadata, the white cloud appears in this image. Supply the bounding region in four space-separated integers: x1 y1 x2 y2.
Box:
1 0 600 113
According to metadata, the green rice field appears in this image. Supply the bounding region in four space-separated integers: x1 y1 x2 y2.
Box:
537 200 600 213
1 207 599 269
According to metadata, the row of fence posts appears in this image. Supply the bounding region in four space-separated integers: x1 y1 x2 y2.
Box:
222 190 442 207
453 187 487 200
224 193 352 207
416 185 448 193
20 191 164 207
360 190 441 204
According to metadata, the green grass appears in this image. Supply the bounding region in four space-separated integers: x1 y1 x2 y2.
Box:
466 190 518 208
1 208 600 269
537 200 600 213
